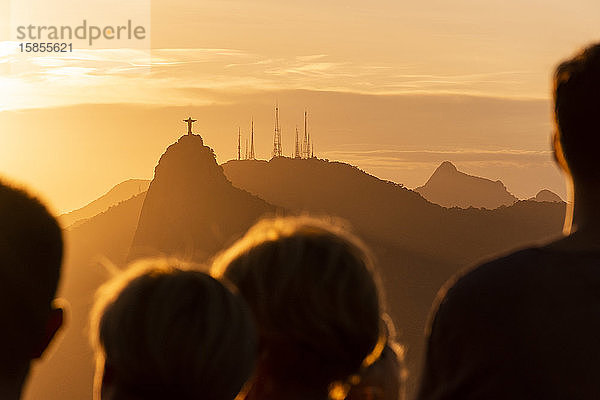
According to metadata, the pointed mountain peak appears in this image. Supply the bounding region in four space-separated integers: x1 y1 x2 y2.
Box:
129 130 273 263
416 161 517 209
434 161 458 174
166 133 207 156
152 133 227 187
177 132 204 145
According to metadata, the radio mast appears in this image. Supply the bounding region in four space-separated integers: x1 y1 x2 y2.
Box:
237 127 241 160
294 126 301 158
303 110 308 158
249 118 256 160
273 103 282 158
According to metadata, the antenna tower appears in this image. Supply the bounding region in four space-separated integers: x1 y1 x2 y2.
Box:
294 126 301 159
273 103 282 158
249 118 256 160
303 110 310 158
237 127 241 160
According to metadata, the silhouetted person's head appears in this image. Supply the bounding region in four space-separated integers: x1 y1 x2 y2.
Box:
212 217 383 400
554 42 600 184
90 261 257 400
0 181 63 399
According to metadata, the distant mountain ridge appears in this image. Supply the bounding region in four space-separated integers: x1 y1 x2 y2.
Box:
59 179 150 228
415 161 518 209
222 158 562 266
61 162 560 226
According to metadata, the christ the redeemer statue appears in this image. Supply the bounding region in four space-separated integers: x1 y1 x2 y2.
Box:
183 117 197 135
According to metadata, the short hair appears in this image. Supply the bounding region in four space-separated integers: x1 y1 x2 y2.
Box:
211 216 382 395
90 260 257 400
554 42 600 180
0 181 62 371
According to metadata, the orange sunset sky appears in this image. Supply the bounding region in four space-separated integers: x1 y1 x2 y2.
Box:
1 0 599 212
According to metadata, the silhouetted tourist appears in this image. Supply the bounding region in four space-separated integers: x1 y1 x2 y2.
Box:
0 182 64 400
90 260 257 400
418 42 600 399
211 216 394 400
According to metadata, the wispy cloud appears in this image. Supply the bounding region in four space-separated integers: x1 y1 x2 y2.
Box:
296 54 329 62
325 147 552 159
322 147 554 169
0 44 543 111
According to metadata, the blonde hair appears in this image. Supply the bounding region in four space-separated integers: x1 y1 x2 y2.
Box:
90 259 257 400
212 216 383 398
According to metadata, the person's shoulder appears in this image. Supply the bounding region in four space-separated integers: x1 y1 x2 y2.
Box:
447 247 542 296
428 247 543 327
461 247 543 285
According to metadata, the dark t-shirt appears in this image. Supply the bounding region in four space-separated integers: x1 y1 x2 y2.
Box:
417 247 600 400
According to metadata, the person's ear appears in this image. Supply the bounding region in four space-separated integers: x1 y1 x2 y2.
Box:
31 307 64 359
552 131 569 173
